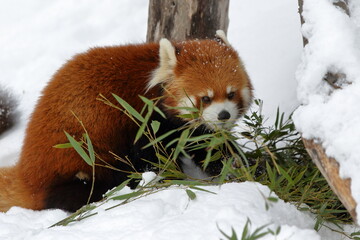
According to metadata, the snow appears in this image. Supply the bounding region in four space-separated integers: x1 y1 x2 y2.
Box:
0 181 343 240
138 172 158 187
293 0 360 225
0 0 356 239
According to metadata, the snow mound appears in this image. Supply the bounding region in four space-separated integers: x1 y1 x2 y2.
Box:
0 182 326 240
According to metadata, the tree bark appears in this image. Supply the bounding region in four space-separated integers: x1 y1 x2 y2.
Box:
297 0 357 222
298 0 349 45
297 0 307 46
146 0 229 42
0 89 16 135
334 0 350 15
303 139 357 221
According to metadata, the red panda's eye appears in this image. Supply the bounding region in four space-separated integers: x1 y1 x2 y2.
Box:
201 96 211 104
228 92 235 100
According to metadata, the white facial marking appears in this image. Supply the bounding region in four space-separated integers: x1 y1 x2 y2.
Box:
226 86 237 94
178 96 196 115
199 89 214 98
241 86 252 108
202 100 238 129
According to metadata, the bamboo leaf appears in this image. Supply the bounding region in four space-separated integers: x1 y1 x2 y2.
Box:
154 106 166 119
165 137 180 149
134 107 153 143
85 133 95 164
189 186 216 195
143 129 177 149
168 179 205 186
104 179 132 198
173 129 190 160
203 148 213 170
351 231 360 237
112 94 144 122
218 158 233 184
139 95 154 106
187 134 214 142
64 131 93 166
53 142 77 149
176 113 200 119
150 120 160 135
217 225 238 240
267 197 278 203
186 189 196 200
241 219 250 239
111 190 146 201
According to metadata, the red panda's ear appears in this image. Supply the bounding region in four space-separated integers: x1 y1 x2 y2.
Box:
215 30 231 47
158 38 177 68
147 39 177 90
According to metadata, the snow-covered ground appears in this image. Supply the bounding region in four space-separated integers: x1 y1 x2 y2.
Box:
0 0 357 239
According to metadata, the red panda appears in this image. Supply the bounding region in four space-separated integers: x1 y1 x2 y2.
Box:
0 31 253 212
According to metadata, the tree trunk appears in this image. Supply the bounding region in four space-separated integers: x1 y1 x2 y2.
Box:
146 0 229 42
0 89 16 136
297 0 357 222
297 0 307 46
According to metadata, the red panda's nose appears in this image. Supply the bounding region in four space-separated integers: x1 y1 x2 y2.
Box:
218 110 231 121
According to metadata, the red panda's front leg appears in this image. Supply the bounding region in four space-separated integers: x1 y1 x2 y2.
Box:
44 174 112 212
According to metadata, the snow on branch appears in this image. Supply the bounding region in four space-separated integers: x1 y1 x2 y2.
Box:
295 0 360 223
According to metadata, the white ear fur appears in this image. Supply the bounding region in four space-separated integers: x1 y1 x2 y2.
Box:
147 38 177 90
215 30 231 47
159 38 177 68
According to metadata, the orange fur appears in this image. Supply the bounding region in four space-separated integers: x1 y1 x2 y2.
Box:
0 38 252 211
0 166 44 211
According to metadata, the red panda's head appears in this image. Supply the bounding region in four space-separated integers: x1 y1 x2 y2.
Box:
148 31 253 130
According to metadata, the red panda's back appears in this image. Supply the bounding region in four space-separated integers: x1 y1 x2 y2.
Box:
16 43 161 208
